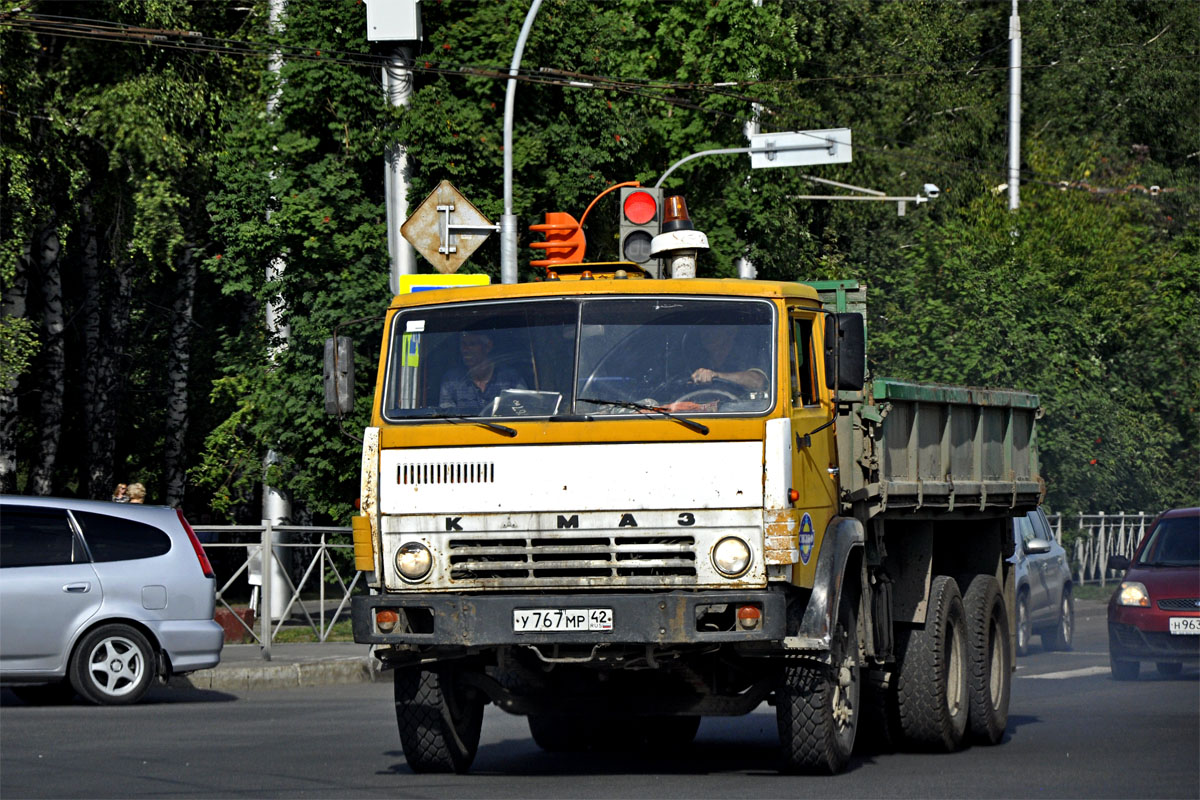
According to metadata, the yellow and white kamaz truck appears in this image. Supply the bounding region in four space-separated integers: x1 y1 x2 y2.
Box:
335 209 1041 775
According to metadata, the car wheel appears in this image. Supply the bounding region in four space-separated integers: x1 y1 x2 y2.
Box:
1110 654 1139 681
11 681 77 706
1042 588 1075 652
1015 592 1031 657
962 575 1011 745
69 624 155 705
1155 662 1183 677
894 575 969 752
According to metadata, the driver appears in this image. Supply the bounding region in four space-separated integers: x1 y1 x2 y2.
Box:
439 330 527 413
688 326 768 393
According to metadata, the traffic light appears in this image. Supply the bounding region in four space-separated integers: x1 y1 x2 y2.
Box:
529 212 586 268
618 187 662 267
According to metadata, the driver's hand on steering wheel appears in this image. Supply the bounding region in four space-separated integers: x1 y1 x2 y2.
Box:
691 367 719 383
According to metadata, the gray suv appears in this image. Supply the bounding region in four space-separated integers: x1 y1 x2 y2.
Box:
0 496 223 704
1012 508 1075 655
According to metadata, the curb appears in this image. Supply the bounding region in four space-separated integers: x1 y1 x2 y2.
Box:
169 657 384 692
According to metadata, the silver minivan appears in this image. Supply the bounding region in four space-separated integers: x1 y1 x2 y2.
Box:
0 496 223 704
1012 508 1075 655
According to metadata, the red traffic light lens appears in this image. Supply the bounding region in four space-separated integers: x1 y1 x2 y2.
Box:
623 190 658 225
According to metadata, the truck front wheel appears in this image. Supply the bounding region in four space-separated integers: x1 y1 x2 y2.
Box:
777 592 860 774
895 574 969 751
394 667 485 773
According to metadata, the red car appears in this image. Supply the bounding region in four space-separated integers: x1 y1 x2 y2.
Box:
1107 507 1200 680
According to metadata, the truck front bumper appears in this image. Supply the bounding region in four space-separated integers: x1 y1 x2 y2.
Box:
352 589 787 647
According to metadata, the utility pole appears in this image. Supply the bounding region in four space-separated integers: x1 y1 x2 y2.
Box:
1008 0 1022 210
367 1 423 292
263 0 291 626
737 0 763 280
500 0 544 284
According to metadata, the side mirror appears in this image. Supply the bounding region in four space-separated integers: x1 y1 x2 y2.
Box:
323 336 355 416
1107 554 1131 572
824 313 865 392
1024 538 1052 555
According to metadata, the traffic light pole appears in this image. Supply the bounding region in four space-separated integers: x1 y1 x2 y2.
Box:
501 0 544 284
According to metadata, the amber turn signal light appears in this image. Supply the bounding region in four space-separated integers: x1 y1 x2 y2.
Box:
376 609 400 633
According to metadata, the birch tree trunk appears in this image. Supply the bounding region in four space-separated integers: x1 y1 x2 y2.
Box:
0 241 32 494
164 247 197 508
30 224 65 496
80 197 133 500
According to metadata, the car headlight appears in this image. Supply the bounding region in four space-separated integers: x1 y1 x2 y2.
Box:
395 542 432 582
712 537 752 577
1116 581 1150 607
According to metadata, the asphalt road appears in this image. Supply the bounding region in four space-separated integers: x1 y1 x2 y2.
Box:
2 600 1197 799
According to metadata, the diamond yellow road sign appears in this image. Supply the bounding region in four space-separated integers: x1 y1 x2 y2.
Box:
401 180 499 274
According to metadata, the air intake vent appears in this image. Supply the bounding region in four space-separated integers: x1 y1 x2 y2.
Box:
399 462 495 486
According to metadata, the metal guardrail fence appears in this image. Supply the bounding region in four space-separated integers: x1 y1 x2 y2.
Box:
194 522 361 661
1044 511 1153 588
192 511 1154 656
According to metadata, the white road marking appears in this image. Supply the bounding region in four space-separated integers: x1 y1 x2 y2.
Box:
1019 666 1110 680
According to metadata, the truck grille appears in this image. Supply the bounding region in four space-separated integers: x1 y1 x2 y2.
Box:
1158 598 1200 611
447 533 697 585
399 461 495 486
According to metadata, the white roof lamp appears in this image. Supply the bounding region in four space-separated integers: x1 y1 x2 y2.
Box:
650 196 709 279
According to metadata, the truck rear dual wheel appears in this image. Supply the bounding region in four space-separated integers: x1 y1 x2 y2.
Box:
394 667 485 774
895 575 969 752
961 575 1011 745
777 592 860 774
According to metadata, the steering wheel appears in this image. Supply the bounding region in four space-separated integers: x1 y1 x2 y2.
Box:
673 386 739 404
648 376 746 407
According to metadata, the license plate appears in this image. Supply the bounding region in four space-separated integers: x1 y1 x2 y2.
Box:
1168 617 1200 635
513 608 613 633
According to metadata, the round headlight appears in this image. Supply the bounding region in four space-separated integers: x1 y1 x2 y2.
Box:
712 537 752 577
395 542 432 582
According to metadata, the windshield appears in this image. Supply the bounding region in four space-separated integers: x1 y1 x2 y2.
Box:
1135 516 1200 567
382 296 775 421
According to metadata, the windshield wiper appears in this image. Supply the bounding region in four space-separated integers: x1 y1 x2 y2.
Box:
422 412 517 438
576 397 709 435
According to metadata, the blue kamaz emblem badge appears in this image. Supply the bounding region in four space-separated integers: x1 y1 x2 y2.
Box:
799 513 815 565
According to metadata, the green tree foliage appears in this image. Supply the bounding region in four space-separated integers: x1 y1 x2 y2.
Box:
5 0 1196 519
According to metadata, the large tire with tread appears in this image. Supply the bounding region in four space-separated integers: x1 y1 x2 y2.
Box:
777 592 860 774
1015 592 1032 657
962 575 1011 745
1042 588 1075 651
394 667 485 773
895 575 969 752
528 714 595 752
69 624 155 705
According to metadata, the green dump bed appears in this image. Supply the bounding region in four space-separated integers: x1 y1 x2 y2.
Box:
805 280 1043 519
841 378 1043 518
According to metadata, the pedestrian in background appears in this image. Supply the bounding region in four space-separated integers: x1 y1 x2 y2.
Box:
111 483 130 503
127 483 146 504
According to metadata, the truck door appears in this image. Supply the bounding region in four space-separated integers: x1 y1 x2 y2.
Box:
787 309 838 584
